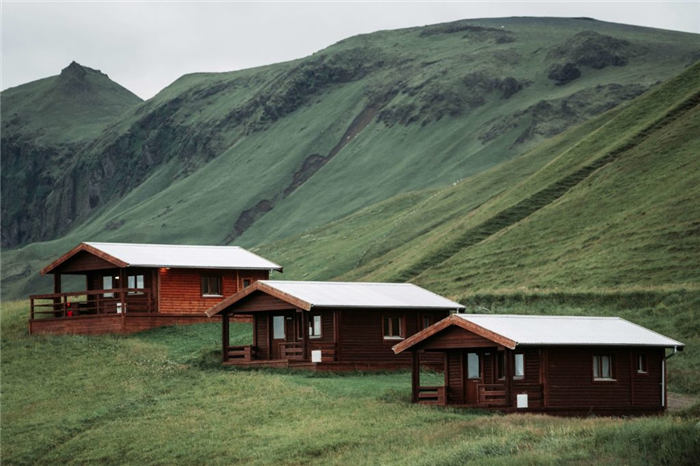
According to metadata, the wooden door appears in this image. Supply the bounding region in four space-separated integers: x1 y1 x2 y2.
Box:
465 351 483 404
271 314 288 359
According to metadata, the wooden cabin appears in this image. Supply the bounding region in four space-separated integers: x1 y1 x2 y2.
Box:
205 280 465 370
29 242 282 335
393 314 684 416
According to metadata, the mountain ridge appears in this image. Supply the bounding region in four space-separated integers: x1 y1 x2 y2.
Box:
2 17 700 299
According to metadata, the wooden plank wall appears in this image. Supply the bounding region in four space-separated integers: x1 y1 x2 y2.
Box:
254 314 270 359
54 251 118 273
546 347 637 408
446 350 464 404
632 348 663 407
30 315 123 335
338 309 448 365
159 268 268 314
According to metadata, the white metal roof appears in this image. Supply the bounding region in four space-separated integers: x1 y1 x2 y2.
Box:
259 280 465 310
456 314 684 347
85 242 282 271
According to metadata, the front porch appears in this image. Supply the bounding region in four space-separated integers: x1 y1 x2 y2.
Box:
410 348 545 409
30 288 155 319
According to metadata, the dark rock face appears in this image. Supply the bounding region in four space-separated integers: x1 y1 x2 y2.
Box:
549 31 646 70
548 63 582 85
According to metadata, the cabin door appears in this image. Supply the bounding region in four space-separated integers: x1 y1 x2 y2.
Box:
464 351 483 404
270 313 296 359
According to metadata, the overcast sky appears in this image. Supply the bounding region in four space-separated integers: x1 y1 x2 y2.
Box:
3 1 699 100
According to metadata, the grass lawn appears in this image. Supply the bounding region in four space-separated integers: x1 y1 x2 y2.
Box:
2 300 699 465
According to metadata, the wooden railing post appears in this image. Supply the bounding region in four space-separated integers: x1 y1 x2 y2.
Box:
222 311 230 362
412 350 420 403
30 298 35 320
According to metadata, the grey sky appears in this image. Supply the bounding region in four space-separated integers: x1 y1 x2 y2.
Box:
3 1 699 99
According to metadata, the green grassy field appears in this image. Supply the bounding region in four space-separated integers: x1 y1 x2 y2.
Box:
2 297 699 466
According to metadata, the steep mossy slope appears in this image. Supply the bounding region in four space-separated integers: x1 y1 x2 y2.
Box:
255 61 700 298
1 62 143 246
3 18 699 298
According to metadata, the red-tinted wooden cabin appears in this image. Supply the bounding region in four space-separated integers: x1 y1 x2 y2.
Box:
393 314 684 416
29 242 282 335
205 280 464 370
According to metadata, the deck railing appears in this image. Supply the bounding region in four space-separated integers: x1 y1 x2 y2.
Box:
30 288 154 319
417 386 446 405
227 345 256 362
280 342 304 360
477 383 544 406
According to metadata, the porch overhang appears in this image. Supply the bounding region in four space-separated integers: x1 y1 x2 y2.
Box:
41 243 128 275
205 281 313 317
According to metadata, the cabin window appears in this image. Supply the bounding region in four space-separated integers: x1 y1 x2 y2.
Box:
497 352 505 379
593 354 615 380
127 274 145 294
273 316 285 339
309 315 322 338
421 315 434 330
102 275 114 298
201 275 222 297
383 316 404 340
636 354 648 374
242 279 251 288
514 353 525 379
467 352 481 379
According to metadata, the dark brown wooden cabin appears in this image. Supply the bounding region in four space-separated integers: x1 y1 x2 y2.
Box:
393 314 684 416
205 280 465 371
29 242 282 335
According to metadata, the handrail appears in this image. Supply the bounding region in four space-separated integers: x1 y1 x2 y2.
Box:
30 288 149 299
30 288 154 319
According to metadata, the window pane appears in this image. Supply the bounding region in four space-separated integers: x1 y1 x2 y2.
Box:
313 315 322 336
103 276 114 298
593 356 600 378
392 317 400 336
467 353 480 379
137 275 144 289
273 316 285 339
602 356 611 378
128 276 135 288
514 354 525 378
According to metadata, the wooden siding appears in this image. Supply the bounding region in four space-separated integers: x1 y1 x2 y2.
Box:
417 326 496 350
632 348 664 407
254 314 270 360
159 268 268 314
233 292 297 313
445 350 464 404
338 309 448 365
54 250 119 274
30 313 228 335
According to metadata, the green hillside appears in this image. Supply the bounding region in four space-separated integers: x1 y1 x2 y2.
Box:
3 18 699 300
1 62 143 247
255 60 700 298
2 298 699 465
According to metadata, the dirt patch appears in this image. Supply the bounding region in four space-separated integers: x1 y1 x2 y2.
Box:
667 392 698 412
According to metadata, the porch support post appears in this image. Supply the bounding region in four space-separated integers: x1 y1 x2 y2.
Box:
302 310 310 361
411 350 420 403
504 349 512 407
53 273 62 316
222 311 230 362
